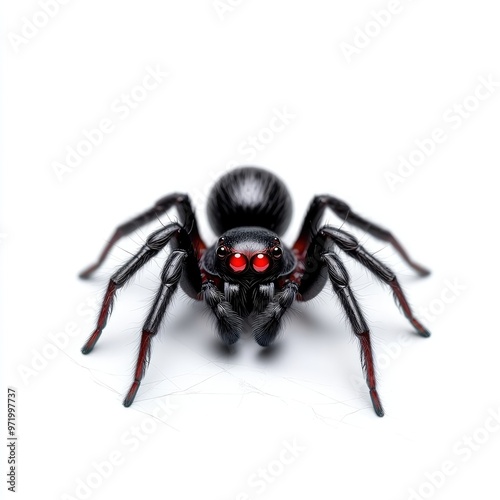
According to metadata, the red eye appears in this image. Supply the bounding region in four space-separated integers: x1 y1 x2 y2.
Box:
228 253 247 273
252 253 271 272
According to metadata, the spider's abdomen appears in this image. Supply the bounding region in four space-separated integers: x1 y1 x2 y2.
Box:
207 166 292 235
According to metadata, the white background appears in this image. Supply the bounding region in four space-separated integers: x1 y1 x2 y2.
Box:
2 1 500 499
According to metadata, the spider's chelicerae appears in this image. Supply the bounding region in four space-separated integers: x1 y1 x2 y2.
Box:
80 166 430 416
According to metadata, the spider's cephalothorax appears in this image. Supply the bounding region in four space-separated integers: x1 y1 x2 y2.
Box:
202 227 296 317
80 166 431 416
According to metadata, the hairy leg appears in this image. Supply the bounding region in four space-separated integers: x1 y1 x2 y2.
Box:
316 226 430 337
123 250 188 407
252 282 298 347
82 223 192 354
322 252 384 416
80 193 205 278
294 195 429 276
202 281 242 345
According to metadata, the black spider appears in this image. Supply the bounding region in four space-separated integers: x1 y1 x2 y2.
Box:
80 166 430 416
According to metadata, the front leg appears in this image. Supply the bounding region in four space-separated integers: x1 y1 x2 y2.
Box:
123 250 187 407
322 252 384 417
318 226 430 338
252 283 275 314
202 281 242 345
253 282 298 346
81 223 185 354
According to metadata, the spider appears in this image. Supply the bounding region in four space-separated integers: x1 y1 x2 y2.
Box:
80 166 430 416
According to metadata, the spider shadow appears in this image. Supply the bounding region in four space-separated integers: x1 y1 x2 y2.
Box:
209 339 238 359
165 297 345 367
256 342 283 361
